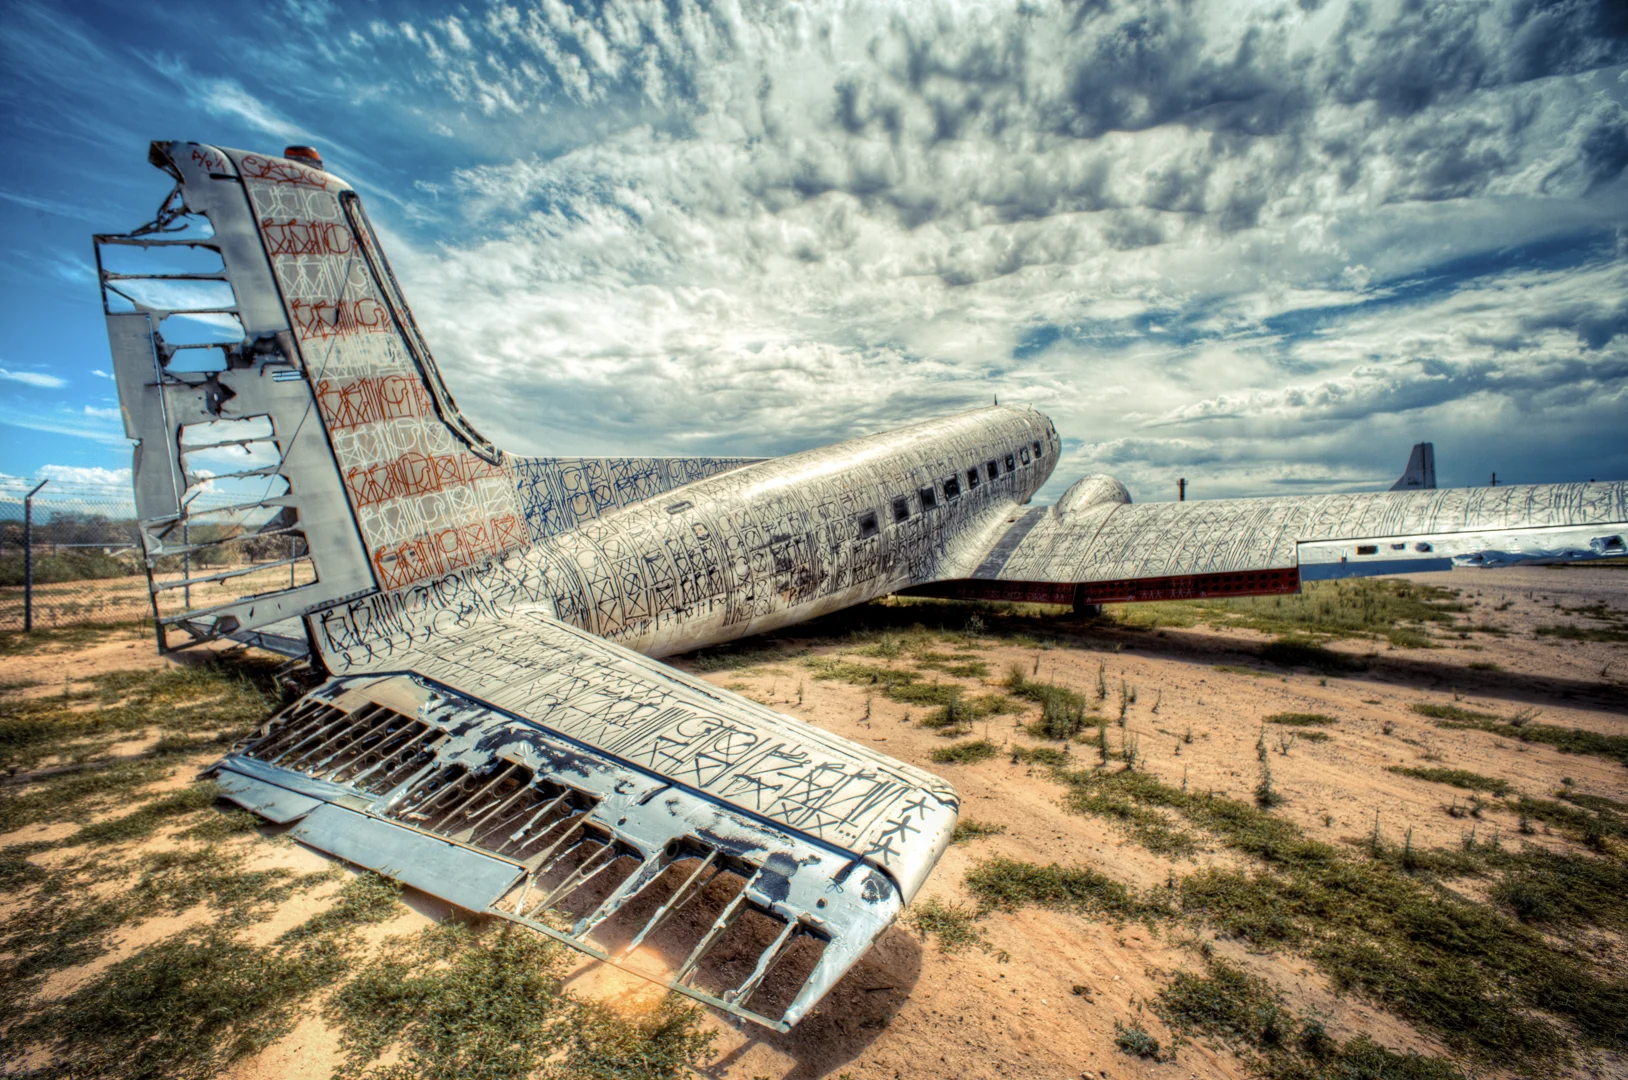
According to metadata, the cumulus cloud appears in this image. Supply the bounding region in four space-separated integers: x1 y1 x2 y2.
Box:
0 368 66 389
37 464 132 486
339 0 1625 496
36 0 1616 495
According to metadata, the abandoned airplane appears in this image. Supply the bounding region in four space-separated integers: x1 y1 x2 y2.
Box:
95 142 1628 1030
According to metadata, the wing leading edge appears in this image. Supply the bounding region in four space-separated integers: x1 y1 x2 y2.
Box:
912 479 1628 605
209 605 957 1030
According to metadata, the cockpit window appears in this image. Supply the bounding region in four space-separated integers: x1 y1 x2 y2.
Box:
1019 446 1031 465
1033 440 1042 457
892 496 910 523
857 511 880 539
966 468 980 489
943 475 961 500
919 485 938 510
1005 454 1016 471
986 461 999 481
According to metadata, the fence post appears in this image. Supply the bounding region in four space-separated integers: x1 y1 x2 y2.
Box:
23 479 48 632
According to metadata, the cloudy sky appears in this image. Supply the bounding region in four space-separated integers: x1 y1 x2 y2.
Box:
2 0 1624 502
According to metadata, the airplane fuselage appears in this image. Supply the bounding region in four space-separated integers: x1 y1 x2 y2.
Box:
530 406 1059 657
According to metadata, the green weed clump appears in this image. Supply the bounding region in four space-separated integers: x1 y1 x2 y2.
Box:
931 739 999 765
68 782 224 846
905 896 990 953
1047 766 1628 1068
1412 703 1628 764
1509 792 1627 845
1535 623 1628 643
3 860 404 1080
327 921 713 1080
1115 578 1465 639
1490 849 1628 932
920 690 1019 732
1006 666 1094 739
951 818 1007 843
1058 768 1199 856
1385 766 1511 796
1113 1020 1162 1059
1010 744 1070 766
964 856 1157 921
914 650 991 678
7 929 332 1080
0 661 278 773
1264 712 1336 727
1156 957 1467 1080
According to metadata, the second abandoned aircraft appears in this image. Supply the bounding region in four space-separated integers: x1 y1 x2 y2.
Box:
95 142 1628 1029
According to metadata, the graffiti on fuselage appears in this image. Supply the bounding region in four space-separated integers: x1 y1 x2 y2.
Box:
313 406 1058 670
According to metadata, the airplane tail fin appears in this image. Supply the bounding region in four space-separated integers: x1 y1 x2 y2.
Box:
98 141 523 649
1389 442 1436 491
100 142 764 649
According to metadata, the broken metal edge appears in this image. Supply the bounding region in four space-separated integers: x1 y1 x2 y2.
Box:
208 673 907 1030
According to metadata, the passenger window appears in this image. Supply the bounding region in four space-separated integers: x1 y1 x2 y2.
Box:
986 461 999 481
858 512 880 539
1005 454 1016 471
943 476 961 500
966 468 980 489
1019 446 1031 465
892 496 910 523
919 486 938 510
1356 544 1378 556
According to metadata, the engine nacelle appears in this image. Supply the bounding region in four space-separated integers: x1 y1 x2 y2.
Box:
1054 474 1131 517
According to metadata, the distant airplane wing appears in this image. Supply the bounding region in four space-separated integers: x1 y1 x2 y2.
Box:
912 479 1628 605
209 604 956 1031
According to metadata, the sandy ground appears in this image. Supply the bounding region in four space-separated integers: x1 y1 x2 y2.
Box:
6 564 1626 1080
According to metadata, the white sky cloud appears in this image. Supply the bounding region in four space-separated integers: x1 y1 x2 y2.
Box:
0 368 67 389
5 0 1621 498
37 464 132 486
344 0 1625 495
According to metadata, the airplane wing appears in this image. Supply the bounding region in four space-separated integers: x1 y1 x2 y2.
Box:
210 604 956 1031
912 477 1628 605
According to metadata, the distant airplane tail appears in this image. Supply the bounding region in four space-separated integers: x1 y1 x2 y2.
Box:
1389 442 1436 491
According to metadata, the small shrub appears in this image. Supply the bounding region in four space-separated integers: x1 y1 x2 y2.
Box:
951 818 1007 843
906 896 989 953
1114 1020 1161 1059
1264 712 1336 727
931 739 999 765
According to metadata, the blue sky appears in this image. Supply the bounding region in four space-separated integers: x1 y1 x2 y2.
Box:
2 0 1625 503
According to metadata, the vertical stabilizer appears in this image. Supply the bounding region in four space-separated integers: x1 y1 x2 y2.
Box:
97 142 379 648
1389 443 1436 491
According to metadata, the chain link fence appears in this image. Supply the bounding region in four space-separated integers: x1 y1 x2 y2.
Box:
0 478 305 634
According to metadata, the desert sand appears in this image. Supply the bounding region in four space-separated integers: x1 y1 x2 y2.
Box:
3 563 1624 1080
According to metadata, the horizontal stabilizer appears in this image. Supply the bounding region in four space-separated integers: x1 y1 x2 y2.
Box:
212 606 957 1030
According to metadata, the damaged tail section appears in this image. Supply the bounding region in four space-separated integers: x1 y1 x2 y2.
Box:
96 143 379 648
99 143 757 649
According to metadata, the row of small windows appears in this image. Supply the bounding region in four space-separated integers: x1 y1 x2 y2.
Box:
856 438 1049 539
